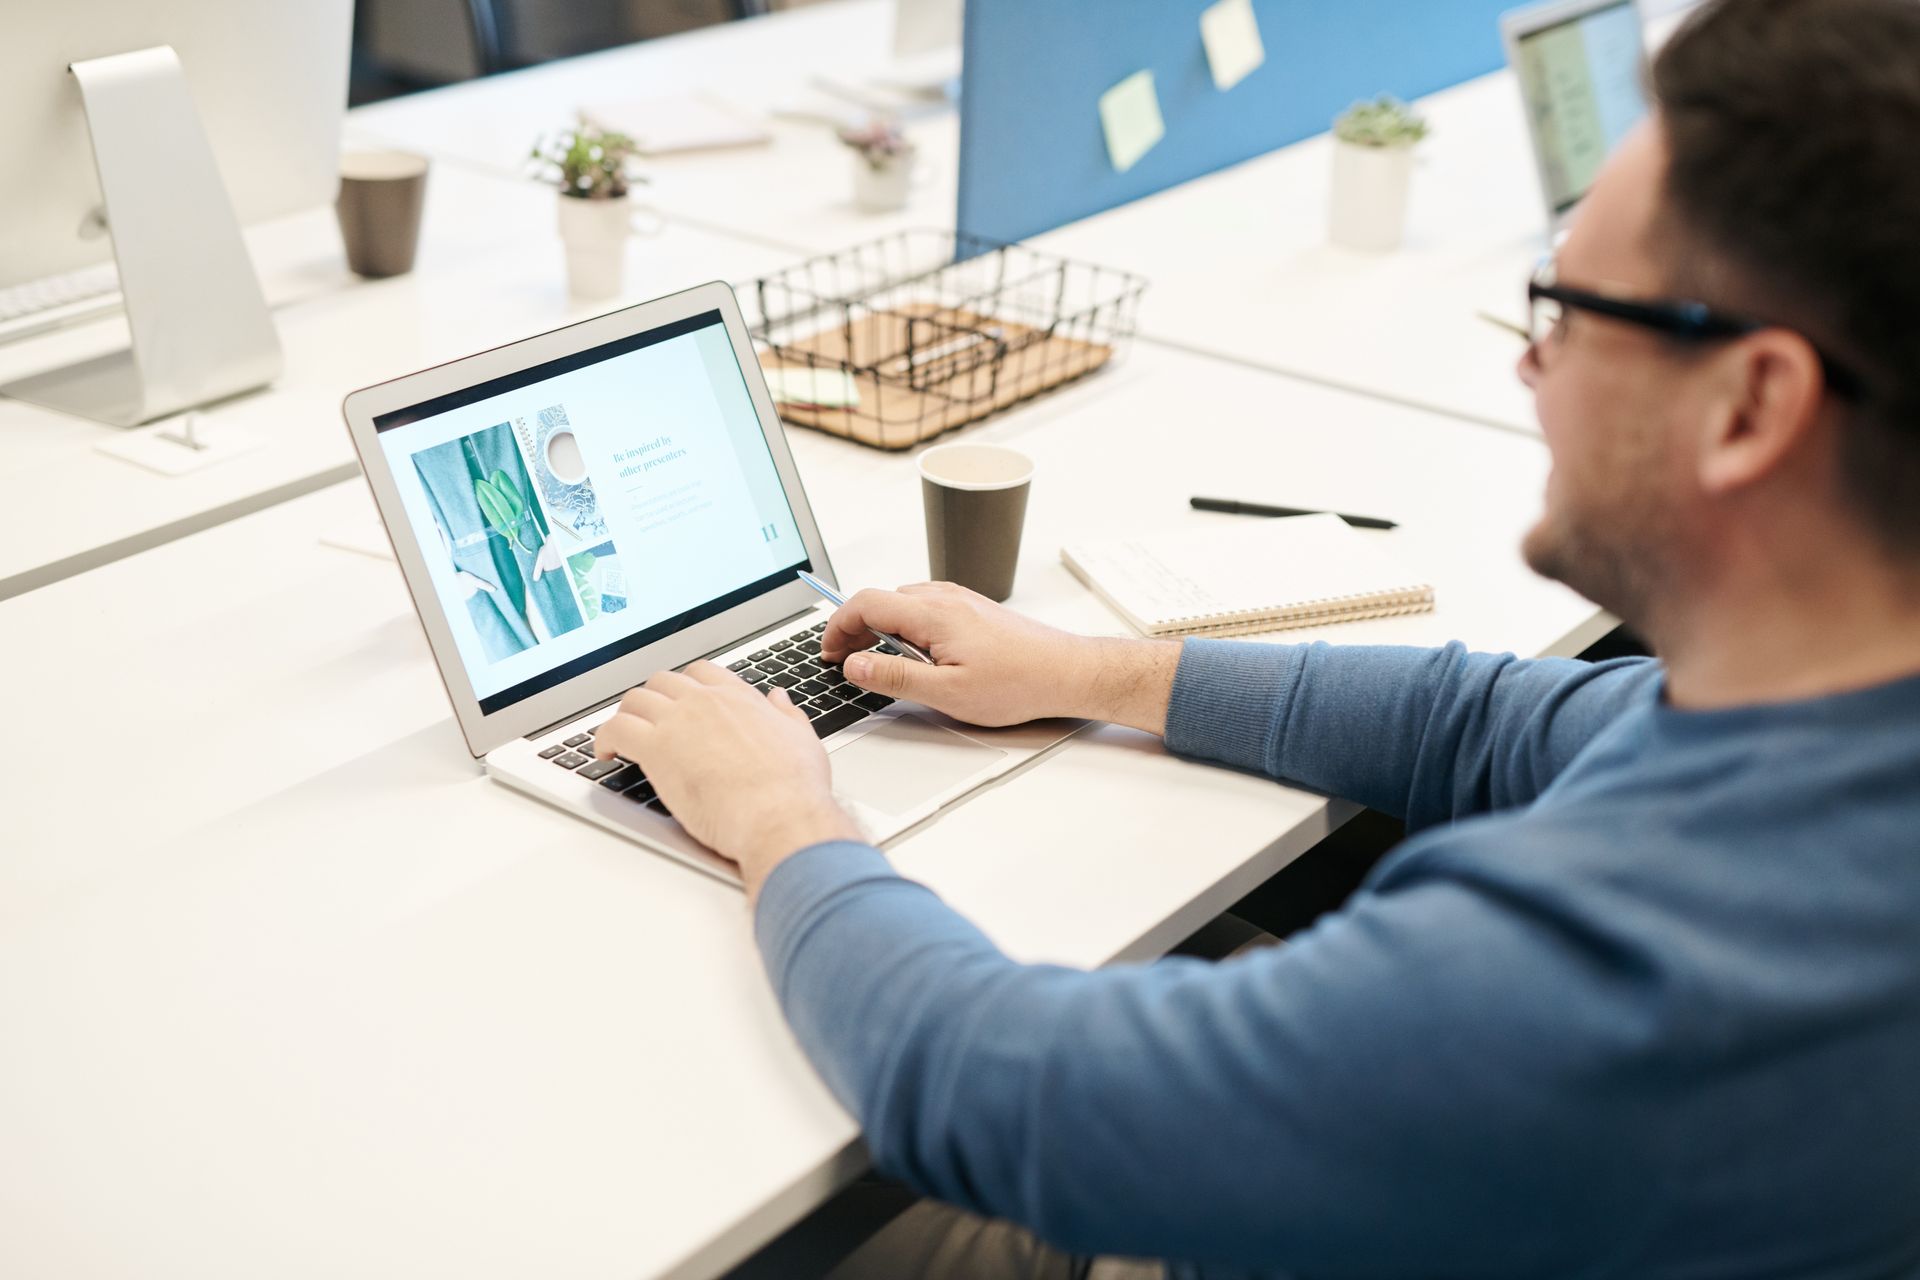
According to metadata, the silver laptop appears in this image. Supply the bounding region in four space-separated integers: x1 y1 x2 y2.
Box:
343 281 1078 884
1501 0 1650 233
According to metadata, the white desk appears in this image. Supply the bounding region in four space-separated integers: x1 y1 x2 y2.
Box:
1064 3 1690 434
0 164 797 601
4 7 1620 1271
348 3 1547 438
344 2 1704 444
1 341 1609 1278
13 0 1644 607
1031 70 1549 436
347 0 960 256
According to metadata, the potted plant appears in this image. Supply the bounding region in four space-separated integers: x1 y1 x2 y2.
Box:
530 124 646 300
1328 95 1430 252
836 117 917 213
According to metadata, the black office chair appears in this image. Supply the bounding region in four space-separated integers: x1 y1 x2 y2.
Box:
352 0 773 101
464 0 509 73
480 0 777 66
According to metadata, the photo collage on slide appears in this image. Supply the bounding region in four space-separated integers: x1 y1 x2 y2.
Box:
410 404 630 666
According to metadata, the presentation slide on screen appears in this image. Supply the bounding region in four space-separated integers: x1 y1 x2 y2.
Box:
1518 4 1647 210
378 323 804 702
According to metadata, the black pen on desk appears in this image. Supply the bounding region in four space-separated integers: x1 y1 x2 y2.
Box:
1190 497 1400 531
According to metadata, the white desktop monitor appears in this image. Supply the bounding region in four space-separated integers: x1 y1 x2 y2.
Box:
1502 0 1650 232
2 0 351 291
0 0 350 429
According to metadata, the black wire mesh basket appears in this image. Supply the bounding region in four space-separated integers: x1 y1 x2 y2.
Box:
746 230 1146 451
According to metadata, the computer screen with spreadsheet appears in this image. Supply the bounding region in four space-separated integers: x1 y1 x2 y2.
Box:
1508 0 1650 216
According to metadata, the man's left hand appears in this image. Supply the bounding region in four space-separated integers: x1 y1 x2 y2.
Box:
593 661 863 901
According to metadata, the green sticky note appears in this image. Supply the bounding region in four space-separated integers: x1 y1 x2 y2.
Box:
1099 70 1166 174
1201 0 1266 92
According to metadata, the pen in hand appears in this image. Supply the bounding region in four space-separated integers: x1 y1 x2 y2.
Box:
796 570 936 665
1189 497 1399 531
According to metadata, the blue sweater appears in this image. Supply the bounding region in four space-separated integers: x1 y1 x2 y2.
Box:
755 641 1920 1278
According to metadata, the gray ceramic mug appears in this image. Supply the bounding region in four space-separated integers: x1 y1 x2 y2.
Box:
918 443 1035 602
335 150 429 279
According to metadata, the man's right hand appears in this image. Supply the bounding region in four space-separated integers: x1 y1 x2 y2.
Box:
821 582 1182 734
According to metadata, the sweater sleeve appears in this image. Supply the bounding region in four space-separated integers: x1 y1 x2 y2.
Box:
757 837 1665 1278
1162 639 1660 827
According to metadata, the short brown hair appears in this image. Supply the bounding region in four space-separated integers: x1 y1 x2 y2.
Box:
1653 0 1920 553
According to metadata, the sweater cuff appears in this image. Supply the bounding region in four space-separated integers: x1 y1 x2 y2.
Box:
754 840 899 980
1163 638 1307 776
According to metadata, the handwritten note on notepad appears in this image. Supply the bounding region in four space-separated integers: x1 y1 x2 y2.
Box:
1061 513 1433 637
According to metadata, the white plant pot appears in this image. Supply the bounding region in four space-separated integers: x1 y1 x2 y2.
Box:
557 193 631 301
852 154 915 213
1328 140 1416 253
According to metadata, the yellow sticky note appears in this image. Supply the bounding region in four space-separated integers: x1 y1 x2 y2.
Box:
1201 0 1266 92
1099 70 1166 174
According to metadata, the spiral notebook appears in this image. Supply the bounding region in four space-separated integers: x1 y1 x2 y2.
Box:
1061 513 1435 637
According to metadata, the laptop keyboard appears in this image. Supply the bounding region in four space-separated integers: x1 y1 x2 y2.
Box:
538 619 895 818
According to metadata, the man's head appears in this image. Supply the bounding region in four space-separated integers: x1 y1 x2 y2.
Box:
1519 0 1920 631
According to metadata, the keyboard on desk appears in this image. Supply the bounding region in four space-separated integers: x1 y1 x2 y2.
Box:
535 619 895 818
0 263 123 345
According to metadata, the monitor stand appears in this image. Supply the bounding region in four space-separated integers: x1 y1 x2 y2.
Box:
2 44 281 458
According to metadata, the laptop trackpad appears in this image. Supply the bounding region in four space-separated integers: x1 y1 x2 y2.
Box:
830 714 1007 817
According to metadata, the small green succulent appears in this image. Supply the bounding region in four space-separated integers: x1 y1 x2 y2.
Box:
1333 96 1431 149
529 124 646 200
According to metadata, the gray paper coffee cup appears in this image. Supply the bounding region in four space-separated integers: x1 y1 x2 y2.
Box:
919 443 1035 602
335 151 429 279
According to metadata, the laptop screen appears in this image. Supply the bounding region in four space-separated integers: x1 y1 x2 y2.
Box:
373 311 809 715
1511 0 1648 215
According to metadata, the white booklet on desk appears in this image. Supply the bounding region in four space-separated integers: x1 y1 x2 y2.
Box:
1061 512 1434 638
580 93 772 155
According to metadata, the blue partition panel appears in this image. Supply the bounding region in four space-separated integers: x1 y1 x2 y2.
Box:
957 0 1516 246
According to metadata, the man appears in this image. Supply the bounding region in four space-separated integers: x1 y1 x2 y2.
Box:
596 0 1920 1273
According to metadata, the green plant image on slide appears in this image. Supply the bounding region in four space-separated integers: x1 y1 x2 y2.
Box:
476 466 536 553
474 451 624 622
510 403 631 625
569 550 602 616
412 422 595 664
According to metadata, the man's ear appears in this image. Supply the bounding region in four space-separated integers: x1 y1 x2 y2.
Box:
1696 330 1827 496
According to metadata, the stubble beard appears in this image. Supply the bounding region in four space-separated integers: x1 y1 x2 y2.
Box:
1522 494 1671 637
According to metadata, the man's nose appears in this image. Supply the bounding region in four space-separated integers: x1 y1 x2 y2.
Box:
1516 342 1541 391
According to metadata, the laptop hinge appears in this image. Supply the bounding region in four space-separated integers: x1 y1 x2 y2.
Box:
523 602 824 741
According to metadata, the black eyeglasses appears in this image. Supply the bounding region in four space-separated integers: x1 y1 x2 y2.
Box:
1526 260 1870 401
